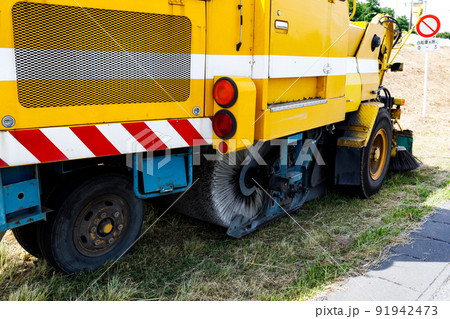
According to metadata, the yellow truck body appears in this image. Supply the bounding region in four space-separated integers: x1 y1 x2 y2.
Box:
0 0 408 274
1 0 387 144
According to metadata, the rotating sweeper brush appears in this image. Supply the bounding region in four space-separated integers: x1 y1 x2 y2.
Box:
169 144 271 229
390 130 421 172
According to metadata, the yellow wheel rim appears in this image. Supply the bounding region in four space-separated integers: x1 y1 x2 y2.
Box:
369 128 388 181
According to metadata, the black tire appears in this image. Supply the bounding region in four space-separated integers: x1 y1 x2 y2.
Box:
12 223 42 258
11 175 82 260
359 108 393 198
37 174 145 274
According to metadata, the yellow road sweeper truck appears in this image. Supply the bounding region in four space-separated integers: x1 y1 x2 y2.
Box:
0 0 418 273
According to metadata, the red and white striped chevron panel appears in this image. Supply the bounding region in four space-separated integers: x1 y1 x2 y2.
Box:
0 118 213 168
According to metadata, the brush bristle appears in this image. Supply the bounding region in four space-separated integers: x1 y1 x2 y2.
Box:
390 146 421 172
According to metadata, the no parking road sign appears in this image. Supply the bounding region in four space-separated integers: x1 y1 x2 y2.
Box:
416 15 441 38
415 14 441 119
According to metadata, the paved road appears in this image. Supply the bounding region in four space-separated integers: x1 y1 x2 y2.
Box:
320 201 450 301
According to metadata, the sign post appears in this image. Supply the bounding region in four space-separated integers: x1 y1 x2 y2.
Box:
415 4 440 118
423 49 429 118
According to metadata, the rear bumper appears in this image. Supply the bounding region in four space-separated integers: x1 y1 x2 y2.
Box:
0 117 213 168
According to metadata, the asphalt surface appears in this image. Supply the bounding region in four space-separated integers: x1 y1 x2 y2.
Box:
320 201 450 301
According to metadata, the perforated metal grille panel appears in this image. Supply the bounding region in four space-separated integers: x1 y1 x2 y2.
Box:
12 2 192 108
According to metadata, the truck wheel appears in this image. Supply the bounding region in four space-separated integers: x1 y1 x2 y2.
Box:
37 174 145 274
359 108 392 198
12 223 42 258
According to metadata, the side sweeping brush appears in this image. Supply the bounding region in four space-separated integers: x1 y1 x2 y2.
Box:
390 130 421 172
390 146 421 171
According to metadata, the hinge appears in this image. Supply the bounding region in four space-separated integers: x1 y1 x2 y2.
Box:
168 0 184 6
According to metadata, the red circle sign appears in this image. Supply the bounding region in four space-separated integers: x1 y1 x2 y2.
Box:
416 15 441 38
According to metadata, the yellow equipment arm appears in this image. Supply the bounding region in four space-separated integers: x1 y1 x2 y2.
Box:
389 18 421 65
349 0 356 20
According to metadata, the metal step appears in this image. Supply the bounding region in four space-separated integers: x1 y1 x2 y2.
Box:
337 136 366 148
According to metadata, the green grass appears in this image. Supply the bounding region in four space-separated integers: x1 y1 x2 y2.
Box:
1 162 448 300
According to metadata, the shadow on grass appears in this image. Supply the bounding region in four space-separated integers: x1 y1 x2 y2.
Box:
0 165 449 301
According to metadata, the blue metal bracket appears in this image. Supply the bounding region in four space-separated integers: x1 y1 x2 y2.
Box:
0 165 46 232
133 149 193 199
278 133 303 177
227 133 309 238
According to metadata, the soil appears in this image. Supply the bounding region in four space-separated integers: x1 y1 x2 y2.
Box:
383 45 450 168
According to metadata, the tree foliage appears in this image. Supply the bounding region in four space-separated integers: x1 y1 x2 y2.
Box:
436 32 450 40
396 16 410 32
350 0 396 22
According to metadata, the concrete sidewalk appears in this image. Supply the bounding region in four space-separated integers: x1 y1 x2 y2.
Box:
320 201 450 301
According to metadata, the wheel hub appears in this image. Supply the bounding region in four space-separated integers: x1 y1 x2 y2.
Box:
372 147 381 162
73 195 128 257
97 218 114 237
369 129 388 181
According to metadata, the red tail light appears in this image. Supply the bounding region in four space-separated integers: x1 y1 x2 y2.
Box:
212 110 237 140
213 78 238 107
218 141 229 154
